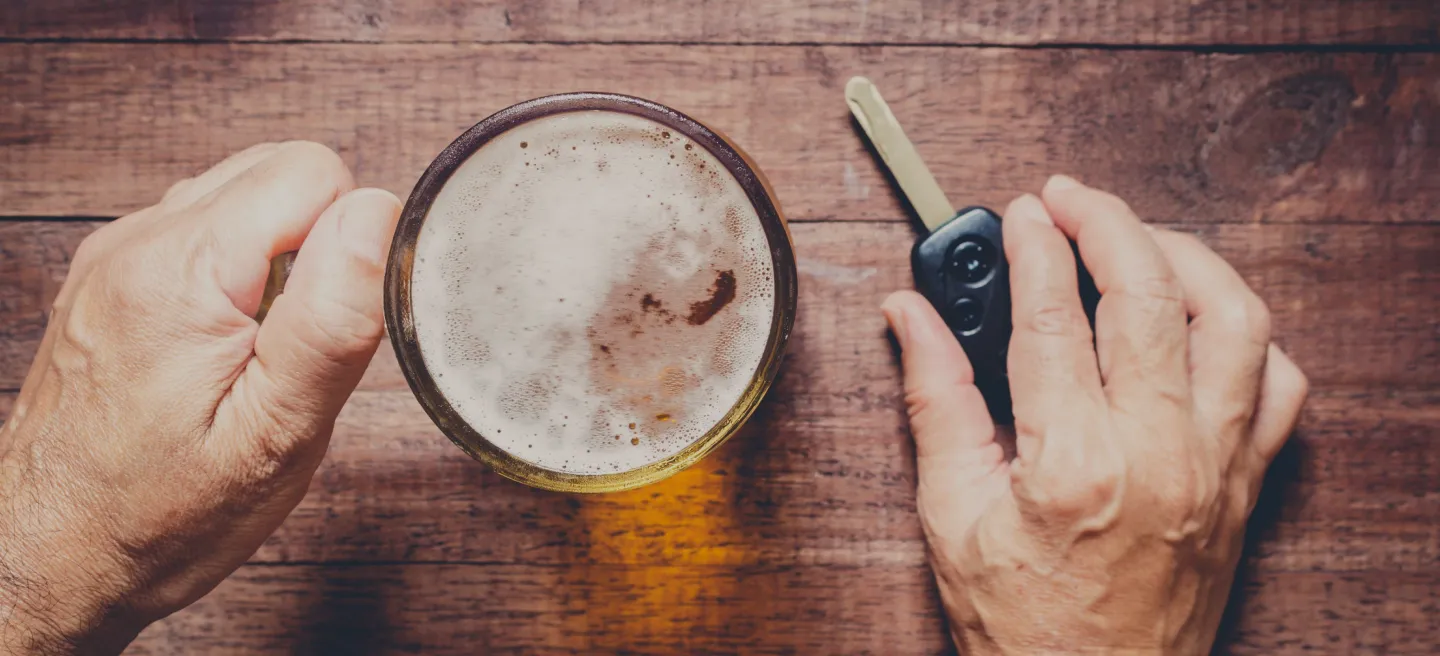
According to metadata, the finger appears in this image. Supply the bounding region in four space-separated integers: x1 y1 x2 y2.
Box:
881 291 1001 476
1250 345 1308 463
1001 194 1103 459
1151 229 1270 445
161 142 286 207
217 188 401 465
1041 175 1190 409
195 141 356 316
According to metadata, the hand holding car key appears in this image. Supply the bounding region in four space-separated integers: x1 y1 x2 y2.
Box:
845 77 1099 422
853 75 1310 652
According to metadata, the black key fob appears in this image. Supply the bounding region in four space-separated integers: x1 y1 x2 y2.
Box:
911 206 1100 423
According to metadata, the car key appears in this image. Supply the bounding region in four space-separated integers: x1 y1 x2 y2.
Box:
845 76 1098 423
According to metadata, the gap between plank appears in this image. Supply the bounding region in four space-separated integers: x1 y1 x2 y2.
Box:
0 36 1438 54
0 217 1431 227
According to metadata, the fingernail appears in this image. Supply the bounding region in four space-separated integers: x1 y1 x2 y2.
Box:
1006 194 1053 226
1044 174 1083 193
338 188 402 266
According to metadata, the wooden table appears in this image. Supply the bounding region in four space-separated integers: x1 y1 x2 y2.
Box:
2 2 1438 653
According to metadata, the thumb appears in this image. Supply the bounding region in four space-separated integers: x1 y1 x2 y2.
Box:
219 188 402 462
882 291 1007 520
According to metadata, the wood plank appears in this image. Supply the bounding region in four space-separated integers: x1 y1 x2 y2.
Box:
3 219 1434 571
127 563 950 655
4 44 1439 224
16 387 1431 571
120 565 1439 655
0 220 71 390
2 235 1434 652
1219 571 1440 654
9 400 1429 656
212 388 1440 571
3 389 1436 653
3 0 1438 46
5 221 1437 391
2 224 1436 572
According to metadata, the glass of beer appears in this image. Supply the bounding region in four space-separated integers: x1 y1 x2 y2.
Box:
383 93 797 493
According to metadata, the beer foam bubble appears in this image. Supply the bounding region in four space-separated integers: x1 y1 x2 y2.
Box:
410 110 776 475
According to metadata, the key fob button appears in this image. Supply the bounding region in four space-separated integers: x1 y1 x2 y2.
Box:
947 297 985 334
947 238 996 285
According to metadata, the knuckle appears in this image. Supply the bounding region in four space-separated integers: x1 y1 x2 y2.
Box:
1210 294 1271 347
276 140 352 187
240 140 282 155
1165 230 1212 257
102 243 166 300
1092 189 1140 220
1153 465 1223 527
1069 466 1124 511
1291 370 1310 401
278 139 338 161
71 233 104 270
1175 231 1209 250
1026 452 1125 517
1115 272 1185 317
162 176 194 202
95 244 202 330
71 222 124 270
1025 302 1082 337
57 290 102 364
1040 476 1118 517
1168 230 1205 249
1130 272 1185 304
304 296 385 358
1243 296 1273 343
903 388 939 424
1277 360 1310 403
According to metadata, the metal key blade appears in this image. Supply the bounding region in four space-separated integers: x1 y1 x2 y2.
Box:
845 76 955 231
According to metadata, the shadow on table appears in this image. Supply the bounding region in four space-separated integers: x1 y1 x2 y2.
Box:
280 458 594 654
1212 433 1309 653
253 312 952 652
9 0 276 39
290 566 395 656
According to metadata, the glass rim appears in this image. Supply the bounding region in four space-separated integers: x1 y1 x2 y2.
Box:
383 92 798 493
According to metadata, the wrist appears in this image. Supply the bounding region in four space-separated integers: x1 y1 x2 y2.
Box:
0 580 67 655
0 506 144 655
0 548 144 656
956 636 1167 656
950 621 1171 656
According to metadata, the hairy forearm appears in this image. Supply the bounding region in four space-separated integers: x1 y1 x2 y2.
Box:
0 559 83 655
0 503 140 656
0 550 142 656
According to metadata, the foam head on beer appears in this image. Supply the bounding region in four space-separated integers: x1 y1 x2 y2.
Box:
410 110 776 475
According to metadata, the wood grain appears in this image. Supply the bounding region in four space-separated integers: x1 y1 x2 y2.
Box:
2 219 1436 571
2 389 1434 651
253 387 1440 572
4 385 1435 571
4 45 1440 224
5 221 1437 392
125 562 951 655
2 21 1437 650
116 565 1439 655
4 0 1438 46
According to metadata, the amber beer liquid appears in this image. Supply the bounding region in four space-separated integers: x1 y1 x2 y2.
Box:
384 93 796 492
